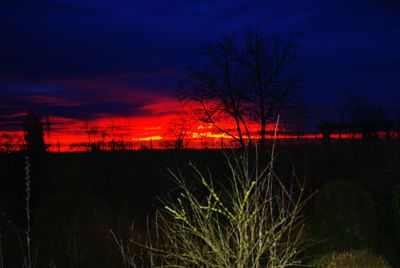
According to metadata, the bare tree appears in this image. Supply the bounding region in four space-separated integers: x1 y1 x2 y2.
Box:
181 33 252 148
181 29 301 148
238 29 301 147
328 90 392 140
334 90 387 124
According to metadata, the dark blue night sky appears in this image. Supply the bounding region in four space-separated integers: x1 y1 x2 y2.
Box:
1 0 400 132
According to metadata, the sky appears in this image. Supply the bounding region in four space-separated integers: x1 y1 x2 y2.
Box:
1 0 400 149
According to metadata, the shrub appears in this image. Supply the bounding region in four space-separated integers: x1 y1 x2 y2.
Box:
313 250 391 268
310 180 376 253
113 151 310 267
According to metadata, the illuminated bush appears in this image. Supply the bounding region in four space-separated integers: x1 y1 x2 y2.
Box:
113 151 310 267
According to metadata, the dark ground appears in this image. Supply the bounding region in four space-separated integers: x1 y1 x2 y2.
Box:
0 140 399 267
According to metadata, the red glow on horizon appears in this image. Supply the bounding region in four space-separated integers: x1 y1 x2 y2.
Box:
0 93 398 152
2 118 398 152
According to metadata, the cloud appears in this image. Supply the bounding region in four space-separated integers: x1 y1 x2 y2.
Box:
0 73 181 132
1 0 98 14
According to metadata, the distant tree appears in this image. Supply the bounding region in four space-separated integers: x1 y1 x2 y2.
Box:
181 29 302 148
334 89 387 124
165 110 193 150
346 94 387 124
23 112 47 154
0 133 18 153
84 127 114 152
328 90 391 140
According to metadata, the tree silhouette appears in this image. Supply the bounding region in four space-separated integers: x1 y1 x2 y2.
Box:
334 89 388 124
23 112 46 154
320 91 392 143
181 33 251 148
238 30 301 147
181 29 301 148
0 133 18 153
165 110 193 150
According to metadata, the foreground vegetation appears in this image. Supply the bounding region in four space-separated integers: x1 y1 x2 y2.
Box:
113 151 308 267
0 141 399 267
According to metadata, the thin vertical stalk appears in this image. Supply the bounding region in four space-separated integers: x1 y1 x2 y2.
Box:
24 156 32 268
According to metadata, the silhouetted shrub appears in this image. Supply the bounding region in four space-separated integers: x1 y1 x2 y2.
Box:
313 250 391 268
33 192 117 268
310 180 376 253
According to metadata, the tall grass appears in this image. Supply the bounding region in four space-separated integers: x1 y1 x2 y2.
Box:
113 149 310 267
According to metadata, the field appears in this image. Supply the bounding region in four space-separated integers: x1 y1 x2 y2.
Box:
0 140 399 267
